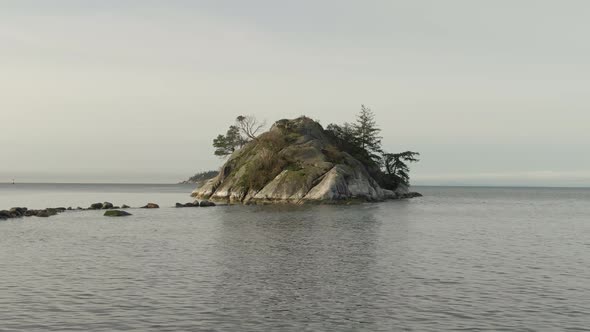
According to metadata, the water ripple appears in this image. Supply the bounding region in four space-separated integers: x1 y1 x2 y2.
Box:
1 186 589 331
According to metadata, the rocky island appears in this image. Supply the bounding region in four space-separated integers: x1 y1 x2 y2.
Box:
193 112 421 204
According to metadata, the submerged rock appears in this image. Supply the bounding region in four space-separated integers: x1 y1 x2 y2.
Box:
104 210 132 217
141 203 159 209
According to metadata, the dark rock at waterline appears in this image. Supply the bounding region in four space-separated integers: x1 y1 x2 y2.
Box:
104 210 132 217
8 207 28 217
112 206 120 209
199 200 216 207
36 209 58 218
24 210 38 217
0 210 10 219
0 207 68 219
89 203 103 210
36 211 50 217
67 207 73 210
175 202 199 208
401 192 423 199
121 204 130 209
102 202 114 209
141 203 159 209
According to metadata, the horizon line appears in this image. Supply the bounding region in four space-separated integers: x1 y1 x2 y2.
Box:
1 182 589 189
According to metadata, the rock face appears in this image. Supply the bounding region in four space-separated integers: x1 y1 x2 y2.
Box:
192 117 417 204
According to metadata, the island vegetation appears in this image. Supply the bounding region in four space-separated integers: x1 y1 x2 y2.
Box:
192 106 421 204
324 105 420 190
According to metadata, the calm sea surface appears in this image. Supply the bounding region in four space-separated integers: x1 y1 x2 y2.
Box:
1 184 589 331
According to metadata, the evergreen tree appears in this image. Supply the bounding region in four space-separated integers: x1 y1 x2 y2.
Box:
353 105 382 158
326 122 357 146
327 105 420 188
382 151 420 186
213 125 244 157
325 122 368 163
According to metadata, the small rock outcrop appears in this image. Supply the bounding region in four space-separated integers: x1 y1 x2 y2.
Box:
89 203 104 210
36 209 58 218
9 207 27 217
0 207 64 219
0 210 13 219
0 202 139 221
141 203 159 209
192 117 419 204
104 210 132 217
175 202 199 208
199 200 216 207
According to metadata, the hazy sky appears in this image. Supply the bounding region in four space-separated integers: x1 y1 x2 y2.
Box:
1 0 589 186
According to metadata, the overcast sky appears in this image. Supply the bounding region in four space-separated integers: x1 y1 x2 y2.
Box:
1 0 589 186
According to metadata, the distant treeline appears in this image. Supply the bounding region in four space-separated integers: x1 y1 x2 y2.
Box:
180 170 218 184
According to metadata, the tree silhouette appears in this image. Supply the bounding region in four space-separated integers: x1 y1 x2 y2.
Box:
353 105 382 158
236 115 265 140
212 116 265 157
382 151 420 186
213 125 245 157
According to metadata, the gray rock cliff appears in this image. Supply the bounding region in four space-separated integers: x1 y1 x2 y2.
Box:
192 117 417 204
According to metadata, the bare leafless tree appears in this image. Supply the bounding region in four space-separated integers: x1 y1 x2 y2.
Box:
235 115 265 140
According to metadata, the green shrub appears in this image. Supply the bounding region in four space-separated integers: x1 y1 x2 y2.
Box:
321 145 345 164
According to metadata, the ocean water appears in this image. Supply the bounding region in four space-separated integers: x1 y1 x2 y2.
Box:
0 184 589 331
